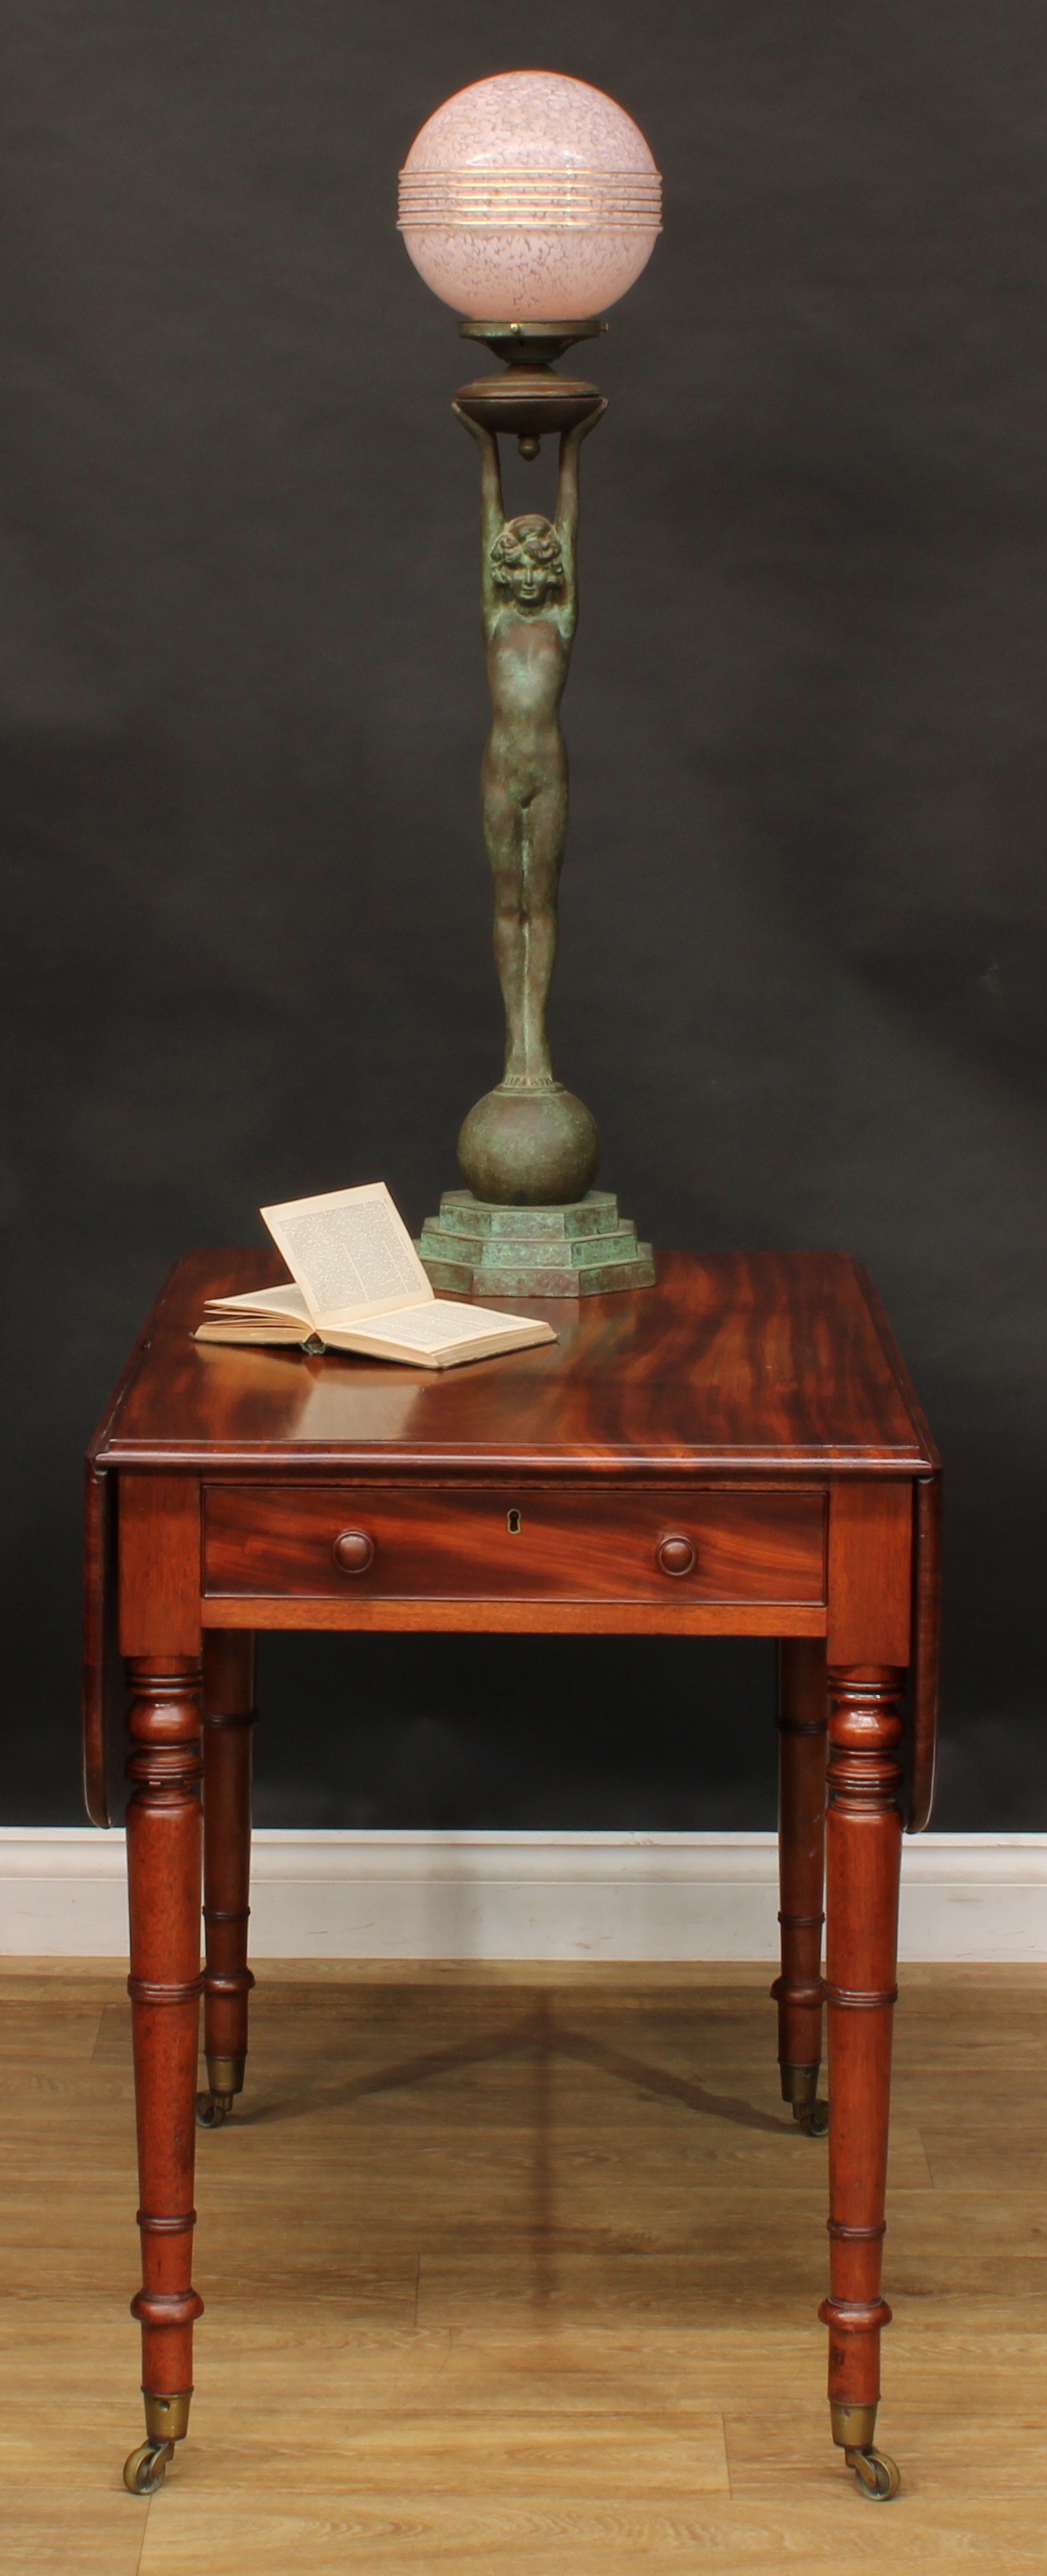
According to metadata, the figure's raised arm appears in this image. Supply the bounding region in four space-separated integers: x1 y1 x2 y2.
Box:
554 399 607 629
453 406 505 626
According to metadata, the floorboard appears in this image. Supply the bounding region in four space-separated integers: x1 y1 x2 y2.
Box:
1 1960 1045 2571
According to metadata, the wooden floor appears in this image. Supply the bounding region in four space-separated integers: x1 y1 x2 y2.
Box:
2 1959 1046 2572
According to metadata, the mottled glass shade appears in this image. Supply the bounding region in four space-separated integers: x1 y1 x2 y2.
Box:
399 70 662 321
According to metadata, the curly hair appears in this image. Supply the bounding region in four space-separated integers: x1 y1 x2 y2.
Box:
490 512 565 591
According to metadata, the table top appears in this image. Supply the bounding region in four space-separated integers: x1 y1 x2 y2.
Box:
88 1248 937 1479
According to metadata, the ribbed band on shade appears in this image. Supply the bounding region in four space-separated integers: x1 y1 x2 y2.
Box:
398 168 662 233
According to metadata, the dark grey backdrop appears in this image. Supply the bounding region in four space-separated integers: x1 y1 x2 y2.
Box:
2 2 1045 1829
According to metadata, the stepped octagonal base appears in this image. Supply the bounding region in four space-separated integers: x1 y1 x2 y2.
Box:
417 1189 655 1299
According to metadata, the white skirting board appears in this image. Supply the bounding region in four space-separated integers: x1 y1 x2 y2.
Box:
0 1828 1045 1962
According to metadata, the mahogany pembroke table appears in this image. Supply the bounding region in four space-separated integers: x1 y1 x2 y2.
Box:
83 1248 940 2502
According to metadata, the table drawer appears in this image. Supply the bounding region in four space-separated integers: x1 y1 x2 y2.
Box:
203 1485 826 1605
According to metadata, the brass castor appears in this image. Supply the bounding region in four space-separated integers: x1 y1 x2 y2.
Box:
196 2089 233 2129
846 2444 900 2502
123 2438 174 2495
782 2066 829 2138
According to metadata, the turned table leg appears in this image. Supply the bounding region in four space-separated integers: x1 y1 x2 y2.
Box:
123 1656 205 2495
819 1663 904 2502
197 1631 257 2130
771 1638 828 2137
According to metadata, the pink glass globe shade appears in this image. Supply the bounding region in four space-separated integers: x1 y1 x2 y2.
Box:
398 70 662 322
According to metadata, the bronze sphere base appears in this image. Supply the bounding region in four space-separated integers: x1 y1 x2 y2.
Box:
457 1081 599 1207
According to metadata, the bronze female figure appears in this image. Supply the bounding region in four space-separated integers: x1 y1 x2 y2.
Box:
454 403 605 1205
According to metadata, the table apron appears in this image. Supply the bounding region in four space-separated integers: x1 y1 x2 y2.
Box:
115 1473 915 1671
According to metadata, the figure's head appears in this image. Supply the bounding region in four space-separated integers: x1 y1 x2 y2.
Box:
491 514 565 608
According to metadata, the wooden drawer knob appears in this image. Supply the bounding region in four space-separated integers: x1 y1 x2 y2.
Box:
333 1530 375 1574
657 1534 695 1578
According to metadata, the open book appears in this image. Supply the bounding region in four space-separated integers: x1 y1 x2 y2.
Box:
193 1183 558 1371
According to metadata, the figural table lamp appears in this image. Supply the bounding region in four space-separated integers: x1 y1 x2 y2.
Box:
399 70 662 1297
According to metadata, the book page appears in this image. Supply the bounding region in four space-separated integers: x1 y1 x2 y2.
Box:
205 1284 311 1324
260 1183 433 1327
344 1301 551 1349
